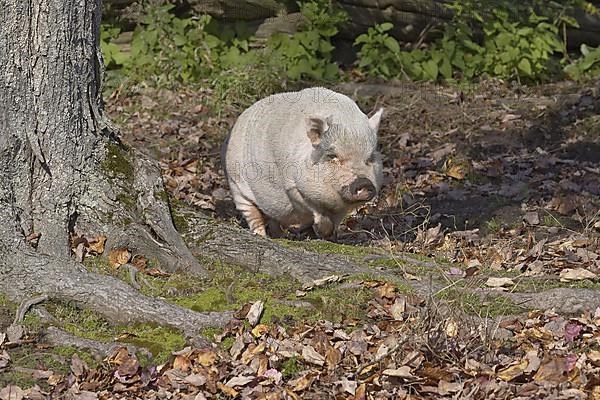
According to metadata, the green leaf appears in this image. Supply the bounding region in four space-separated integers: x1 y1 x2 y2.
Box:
518 58 532 75
440 57 452 79
384 37 400 53
422 60 439 80
378 22 394 32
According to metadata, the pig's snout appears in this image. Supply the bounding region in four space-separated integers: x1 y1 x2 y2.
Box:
342 177 376 203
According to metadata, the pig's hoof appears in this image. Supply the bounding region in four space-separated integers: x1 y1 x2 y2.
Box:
313 216 335 239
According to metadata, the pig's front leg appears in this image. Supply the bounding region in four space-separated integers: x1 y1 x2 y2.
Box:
313 214 336 240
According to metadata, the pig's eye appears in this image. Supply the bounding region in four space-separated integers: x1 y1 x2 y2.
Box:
326 153 339 162
366 152 376 165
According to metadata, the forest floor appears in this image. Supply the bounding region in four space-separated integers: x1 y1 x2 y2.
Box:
1 78 599 399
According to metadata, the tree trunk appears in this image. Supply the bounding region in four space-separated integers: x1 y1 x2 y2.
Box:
0 0 234 342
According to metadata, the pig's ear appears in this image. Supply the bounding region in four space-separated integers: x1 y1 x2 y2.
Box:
305 115 330 146
368 108 384 132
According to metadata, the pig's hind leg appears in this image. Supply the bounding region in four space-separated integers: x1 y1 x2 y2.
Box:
230 192 268 236
239 202 267 236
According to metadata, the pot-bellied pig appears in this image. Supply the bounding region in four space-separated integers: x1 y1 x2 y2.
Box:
224 87 383 239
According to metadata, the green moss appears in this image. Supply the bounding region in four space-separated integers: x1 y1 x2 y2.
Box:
83 256 114 276
436 288 522 317
168 197 191 234
154 190 169 203
44 300 186 363
0 371 38 389
0 345 99 390
51 346 98 369
116 192 136 210
102 142 134 181
277 239 381 258
512 278 600 292
47 301 115 342
281 356 303 379
118 325 185 364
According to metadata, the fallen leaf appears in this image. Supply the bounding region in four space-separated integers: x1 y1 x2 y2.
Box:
338 378 357 395
217 382 238 397
444 319 458 337
497 358 528 381
289 372 316 392
88 235 107 254
70 354 88 377
107 247 131 268
196 349 218 367
6 324 24 343
523 211 540 225
184 373 207 387
389 296 406 320
0 385 24 400
560 268 597 282
534 357 570 384
382 366 414 379
225 375 255 387
325 347 342 370
485 277 515 288
251 324 269 338
302 345 325 366
354 383 367 400
247 301 264 327
173 355 191 372
446 164 466 180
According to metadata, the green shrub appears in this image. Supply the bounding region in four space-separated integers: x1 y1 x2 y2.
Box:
354 23 401 79
268 0 348 80
100 24 127 68
564 44 600 80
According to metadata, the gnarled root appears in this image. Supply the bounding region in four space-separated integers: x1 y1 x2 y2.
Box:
0 250 232 345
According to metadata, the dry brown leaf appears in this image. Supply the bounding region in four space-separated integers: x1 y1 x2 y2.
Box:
131 254 148 271
559 268 597 282
196 349 219 367
247 301 264 327
354 383 367 400
444 319 458 338
389 296 406 320
375 282 397 299
302 345 325 366
224 375 255 387
382 366 414 379
88 235 107 254
446 164 466 180
107 247 131 268
533 357 570 384
0 385 24 400
325 347 342 370
217 382 238 397
485 277 515 288
289 372 316 392
173 355 191 372
251 324 269 338
497 359 528 381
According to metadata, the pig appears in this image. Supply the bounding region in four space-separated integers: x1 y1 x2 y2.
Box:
223 87 383 239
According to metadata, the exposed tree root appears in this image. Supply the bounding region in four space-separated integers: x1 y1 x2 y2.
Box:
503 288 600 315
41 326 150 359
0 250 232 345
182 209 382 283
